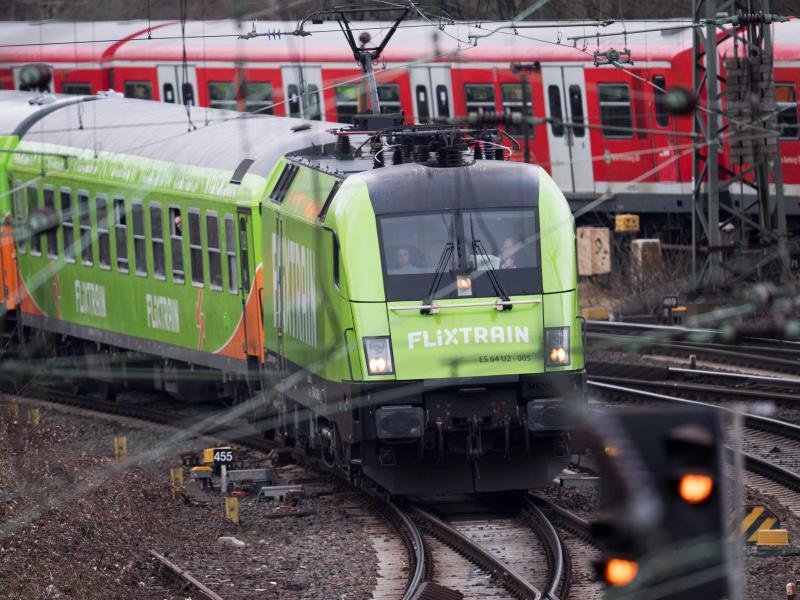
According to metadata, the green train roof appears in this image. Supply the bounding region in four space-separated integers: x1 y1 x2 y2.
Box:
0 91 341 177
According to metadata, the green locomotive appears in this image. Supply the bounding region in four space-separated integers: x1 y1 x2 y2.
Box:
1 91 584 494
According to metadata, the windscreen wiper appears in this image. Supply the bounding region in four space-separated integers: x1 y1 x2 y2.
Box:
420 242 454 315
472 238 512 309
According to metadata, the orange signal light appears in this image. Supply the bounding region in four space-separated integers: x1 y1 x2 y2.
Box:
678 473 714 504
604 558 639 587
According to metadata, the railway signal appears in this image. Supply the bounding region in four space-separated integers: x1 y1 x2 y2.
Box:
592 407 729 599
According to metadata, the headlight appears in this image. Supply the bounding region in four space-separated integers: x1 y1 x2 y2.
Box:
363 336 395 375
545 326 570 366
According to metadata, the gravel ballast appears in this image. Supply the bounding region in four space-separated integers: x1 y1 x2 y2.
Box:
0 396 378 599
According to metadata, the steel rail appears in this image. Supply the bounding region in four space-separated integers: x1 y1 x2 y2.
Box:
527 493 594 542
384 501 428 600
589 380 800 500
523 496 567 600
587 379 800 442
408 503 544 599
150 550 224 600
588 373 800 404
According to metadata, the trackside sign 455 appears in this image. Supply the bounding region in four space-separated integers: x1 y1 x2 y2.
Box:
408 325 530 349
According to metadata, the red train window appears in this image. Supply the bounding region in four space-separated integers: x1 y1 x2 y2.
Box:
598 83 633 138
776 83 798 139
652 75 669 127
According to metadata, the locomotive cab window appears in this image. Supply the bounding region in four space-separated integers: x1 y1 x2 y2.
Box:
776 83 798 139
378 208 541 301
598 83 633 138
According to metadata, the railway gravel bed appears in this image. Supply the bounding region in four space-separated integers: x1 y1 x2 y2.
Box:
0 394 380 600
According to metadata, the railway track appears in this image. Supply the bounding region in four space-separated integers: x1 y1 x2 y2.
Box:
407 493 568 599
586 320 800 374
589 379 800 508
588 360 800 407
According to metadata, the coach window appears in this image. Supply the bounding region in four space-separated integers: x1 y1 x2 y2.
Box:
43 186 57 259
568 85 585 137
123 81 152 100
208 81 273 113
378 84 401 113
96 195 111 269
163 83 176 104
62 83 92 95
547 86 565 137
150 203 165 280
113 198 128 273
78 191 92 265
416 86 430 122
464 84 495 116
206 213 222 290
181 83 195 106
652 75 669 127
169 207 184 283
287 84 302 118
224 215 238 294
501 84 530 136
776 84 798 139
60 188 75 262
435 85 450 118
598 83 633 138
188 209 204 286
334 85 359 124
132 201 147 276
28 185 41 256
307 84 322 120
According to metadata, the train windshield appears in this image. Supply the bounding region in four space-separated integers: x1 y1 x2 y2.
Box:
378 208 541 301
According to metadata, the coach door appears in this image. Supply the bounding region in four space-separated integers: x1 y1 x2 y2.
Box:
157 64 198 105
409 66 452 123
271 215 286 366
281 66 323 120
541 65 593 193
237 208 261 358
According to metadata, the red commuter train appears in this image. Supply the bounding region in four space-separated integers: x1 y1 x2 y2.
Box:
1 18 799 233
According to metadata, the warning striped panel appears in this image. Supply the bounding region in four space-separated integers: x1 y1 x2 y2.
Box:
727 505 781 543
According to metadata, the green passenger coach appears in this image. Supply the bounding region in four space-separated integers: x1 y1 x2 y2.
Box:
1 91 585 494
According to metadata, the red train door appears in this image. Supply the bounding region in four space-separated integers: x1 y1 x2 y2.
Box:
541 65 594 193
409 66 452 123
